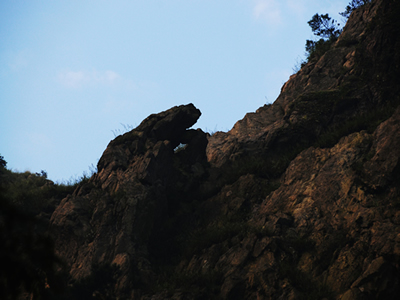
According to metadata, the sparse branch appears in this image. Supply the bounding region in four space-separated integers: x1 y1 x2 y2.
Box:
340 0 371 19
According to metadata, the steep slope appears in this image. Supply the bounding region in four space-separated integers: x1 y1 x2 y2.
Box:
200 108 400 299
207 0 399 171
48 0 400 299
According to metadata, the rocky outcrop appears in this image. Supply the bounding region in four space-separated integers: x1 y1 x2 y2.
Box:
207 0 399 170
47 0 400 299
50 104 208 298
169 111 400 300
251 107 400 298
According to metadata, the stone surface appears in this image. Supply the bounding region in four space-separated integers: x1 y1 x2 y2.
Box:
47 0 400 299
50 104 208 298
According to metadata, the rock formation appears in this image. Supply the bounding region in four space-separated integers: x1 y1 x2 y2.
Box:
48 0 400 299
50 104 209 298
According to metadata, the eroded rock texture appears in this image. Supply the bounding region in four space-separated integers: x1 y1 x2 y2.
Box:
50 104 208 298
49 0 400 299
207 0 399 171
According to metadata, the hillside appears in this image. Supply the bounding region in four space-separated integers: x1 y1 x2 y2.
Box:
2 0 400 299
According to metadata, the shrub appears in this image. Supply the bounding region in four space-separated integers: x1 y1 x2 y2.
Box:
0 154 6 169
304 38 336 63
0 193 64 300
2 171 73 216
307 13 342 39
340 0 372 19
304 13 341 64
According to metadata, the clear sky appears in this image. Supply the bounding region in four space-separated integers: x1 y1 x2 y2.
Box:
1 0 349 183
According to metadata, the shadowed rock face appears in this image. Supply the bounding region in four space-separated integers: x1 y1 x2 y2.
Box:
50 103 208 298
48 0 400 299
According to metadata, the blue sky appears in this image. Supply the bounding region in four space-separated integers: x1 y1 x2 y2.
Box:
1 0 349 182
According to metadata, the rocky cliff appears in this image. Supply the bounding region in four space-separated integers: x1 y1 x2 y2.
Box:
48 0 400 299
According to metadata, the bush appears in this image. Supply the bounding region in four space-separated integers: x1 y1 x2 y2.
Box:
340 0 371 19
1 170 75 216
0 155 6 169
0 193 64 300
304 13 341 64
304 38 337 63
307 13 341 39
297 1 372 70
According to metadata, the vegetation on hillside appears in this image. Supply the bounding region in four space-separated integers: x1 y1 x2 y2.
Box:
0 154 94 299
340 0 372 18
303 0 371 65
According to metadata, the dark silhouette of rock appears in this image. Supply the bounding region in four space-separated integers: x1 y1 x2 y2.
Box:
50 104 208 298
